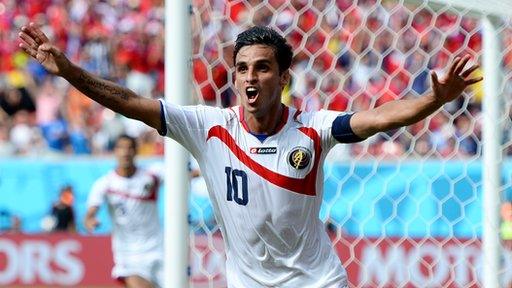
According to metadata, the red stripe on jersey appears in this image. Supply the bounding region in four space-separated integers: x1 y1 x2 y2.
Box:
297 127 322 196
106 186 157 202
206 125 322 196
148 174 160 201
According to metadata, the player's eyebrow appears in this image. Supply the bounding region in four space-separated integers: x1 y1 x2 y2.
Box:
236 59 272 67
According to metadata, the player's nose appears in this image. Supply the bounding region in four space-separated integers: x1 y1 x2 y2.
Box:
245 67 258 84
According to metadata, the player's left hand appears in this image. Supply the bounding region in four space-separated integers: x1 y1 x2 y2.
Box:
430 55 483 104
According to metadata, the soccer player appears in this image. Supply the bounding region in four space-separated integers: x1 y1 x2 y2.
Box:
20 23 482 287
85 134 162 288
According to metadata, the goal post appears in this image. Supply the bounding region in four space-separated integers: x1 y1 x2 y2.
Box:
404 0 512 19
481 16 505 288
403 1 511 287
164 0 512 287
165 1 191 288
402 1 510 287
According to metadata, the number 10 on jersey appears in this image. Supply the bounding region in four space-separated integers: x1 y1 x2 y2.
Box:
225 167 248 206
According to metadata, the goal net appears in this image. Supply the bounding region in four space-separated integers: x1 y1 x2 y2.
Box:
187 0 512 287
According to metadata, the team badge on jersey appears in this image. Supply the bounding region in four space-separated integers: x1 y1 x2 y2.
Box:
250 147 277 154
288 147 312 170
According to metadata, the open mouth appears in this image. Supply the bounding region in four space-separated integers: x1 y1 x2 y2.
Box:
246 87 259 102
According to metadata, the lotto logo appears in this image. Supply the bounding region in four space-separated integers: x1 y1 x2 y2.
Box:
250 147 277 154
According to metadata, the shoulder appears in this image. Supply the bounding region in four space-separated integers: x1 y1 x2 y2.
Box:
293 109 343 127
138 167 161 182
160 100 228 115
92 171 116 187
160 100 237 124
197 104 241 125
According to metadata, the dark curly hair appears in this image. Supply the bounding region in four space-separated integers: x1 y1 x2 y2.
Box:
116 134 137 149
233 26 293 74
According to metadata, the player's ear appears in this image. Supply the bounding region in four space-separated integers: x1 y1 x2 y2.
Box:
280 70 290 89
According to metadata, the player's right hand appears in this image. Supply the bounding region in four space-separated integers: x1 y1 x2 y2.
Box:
84 217 100 233
18 22 71 76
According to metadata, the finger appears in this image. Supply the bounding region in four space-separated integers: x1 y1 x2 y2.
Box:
21 25 41 45
19 37 36 50
19 42 38 58
464 77 483 85
430 70 439 86
18 32 38 49
460 64 479 78
31 22 50 43
454 55 471 75
28 22 49 45
448 57 461 75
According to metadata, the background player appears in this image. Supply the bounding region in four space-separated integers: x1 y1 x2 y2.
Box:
85 134 162 288
20 24 482 287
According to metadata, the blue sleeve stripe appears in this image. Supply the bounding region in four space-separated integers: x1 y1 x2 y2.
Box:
332 113 365 143
158 100 167 136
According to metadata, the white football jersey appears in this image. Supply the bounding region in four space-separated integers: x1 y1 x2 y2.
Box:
87 168 162 258
161 101 348 288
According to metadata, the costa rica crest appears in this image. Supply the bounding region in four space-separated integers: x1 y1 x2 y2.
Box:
288 147 312 170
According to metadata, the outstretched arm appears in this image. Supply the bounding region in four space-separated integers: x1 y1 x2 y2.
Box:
18 23 162 132
350 56 483 139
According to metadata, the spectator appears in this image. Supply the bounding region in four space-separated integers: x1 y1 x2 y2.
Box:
502 201 512 251
0 209 22 234
0 122 15 156
39 112 71 152
49 185 76 232
35 77 62 126
9 110 44 155
454 114 478 156
0 86 36 117
0 209 13 232
3 0 509 159
9 215 22 234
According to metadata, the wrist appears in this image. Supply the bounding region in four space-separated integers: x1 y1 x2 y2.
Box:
60 61 77 79
424 93 444 108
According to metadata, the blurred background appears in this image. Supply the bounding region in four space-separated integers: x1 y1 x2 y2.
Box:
1 0 512 287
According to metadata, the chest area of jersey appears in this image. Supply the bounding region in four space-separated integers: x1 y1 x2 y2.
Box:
208 125 319 172
105 175 158 203
205 125 322 197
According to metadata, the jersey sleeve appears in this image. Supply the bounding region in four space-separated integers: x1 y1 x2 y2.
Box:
146 161 165 183
87 178 107 209
304 110 349 149
299 109 365 153
158 99 225 156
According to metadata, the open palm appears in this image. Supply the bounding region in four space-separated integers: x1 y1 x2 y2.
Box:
431 55 483 104
18 23 69 76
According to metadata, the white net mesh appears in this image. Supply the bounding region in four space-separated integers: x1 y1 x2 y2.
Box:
189 0 512 287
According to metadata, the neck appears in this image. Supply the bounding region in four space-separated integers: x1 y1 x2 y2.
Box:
244 103 284 135
116 166 136 177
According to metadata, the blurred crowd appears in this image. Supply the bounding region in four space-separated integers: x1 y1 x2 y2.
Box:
1 0 511 158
